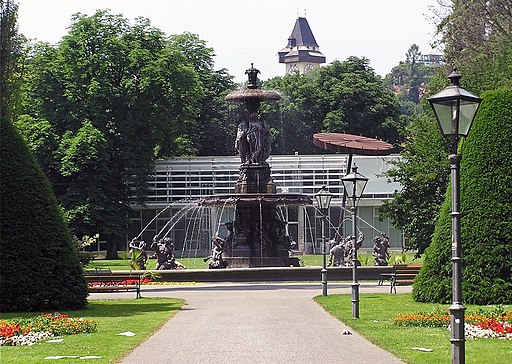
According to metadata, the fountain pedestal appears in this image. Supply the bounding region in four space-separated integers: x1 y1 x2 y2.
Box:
201 64 311 268
235 163 276 194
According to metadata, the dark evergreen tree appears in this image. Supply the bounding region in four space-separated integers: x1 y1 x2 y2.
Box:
0 120 88 312
413 88 512 305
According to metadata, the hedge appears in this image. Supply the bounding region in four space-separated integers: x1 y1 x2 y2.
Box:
413 88 512 304
0 120 88 312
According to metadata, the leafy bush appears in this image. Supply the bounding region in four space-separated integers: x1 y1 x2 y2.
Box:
73 234 98 267
413 88 512 304
0 120 88 312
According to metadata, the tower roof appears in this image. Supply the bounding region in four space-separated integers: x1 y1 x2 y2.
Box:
287 17 319 47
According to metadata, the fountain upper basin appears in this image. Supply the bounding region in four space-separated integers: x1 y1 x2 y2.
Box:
198 193 312 207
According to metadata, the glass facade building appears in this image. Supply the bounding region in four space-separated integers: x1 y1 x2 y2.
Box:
126 154 403 257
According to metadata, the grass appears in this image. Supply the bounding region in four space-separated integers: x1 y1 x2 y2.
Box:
0 298 184 364
315 293 512 364
86 252 422 271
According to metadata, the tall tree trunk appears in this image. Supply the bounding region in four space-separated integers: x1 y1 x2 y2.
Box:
106 234 120 260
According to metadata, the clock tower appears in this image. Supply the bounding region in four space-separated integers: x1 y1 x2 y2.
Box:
278 17 326 75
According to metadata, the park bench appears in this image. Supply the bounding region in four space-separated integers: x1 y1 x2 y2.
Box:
378 264 422 294
84 269 142 298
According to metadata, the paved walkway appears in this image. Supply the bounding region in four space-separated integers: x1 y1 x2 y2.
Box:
90 282 411 364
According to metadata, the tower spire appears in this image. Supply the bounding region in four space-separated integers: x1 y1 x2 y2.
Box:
278 16 326 75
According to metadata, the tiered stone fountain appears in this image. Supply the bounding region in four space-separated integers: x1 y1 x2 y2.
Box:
200 65 311 267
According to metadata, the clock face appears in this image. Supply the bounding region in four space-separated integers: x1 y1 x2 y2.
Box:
288 64 299 74
304 64 314 73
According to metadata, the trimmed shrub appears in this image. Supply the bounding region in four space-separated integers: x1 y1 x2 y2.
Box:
413 88 512 304
0 120 88 312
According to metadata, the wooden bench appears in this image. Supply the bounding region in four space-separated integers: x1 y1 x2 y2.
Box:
84 270 142 298
84 268 113 276
378 264 422 294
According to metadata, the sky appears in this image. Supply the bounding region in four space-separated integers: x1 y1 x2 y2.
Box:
17 0 442 83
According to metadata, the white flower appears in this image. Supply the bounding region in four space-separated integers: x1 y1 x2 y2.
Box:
0 332 54 346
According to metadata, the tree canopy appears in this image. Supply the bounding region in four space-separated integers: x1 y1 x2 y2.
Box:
380 0 512 257
383 44 439 104
16 10 208 257
264 57 404 154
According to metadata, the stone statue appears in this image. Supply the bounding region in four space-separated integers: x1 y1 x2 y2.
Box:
204 236 227 269
129 237 148 270
235 114 272 165
372 234 390 266
328 239 345 267
343 232 364 267
151 236 176 270
236 122 250 164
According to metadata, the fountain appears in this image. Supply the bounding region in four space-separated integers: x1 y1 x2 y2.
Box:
199 64 311 268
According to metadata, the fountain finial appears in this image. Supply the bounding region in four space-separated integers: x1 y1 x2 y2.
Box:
245 63 260 89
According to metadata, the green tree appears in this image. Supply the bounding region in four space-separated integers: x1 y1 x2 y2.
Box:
168 32 236 156
413 88 512 304
264 72 320 154
1 119 88 312
380 99 449 256
16 10 203 258
0 0 24 122
381 1 512 257
383 44 439 104
264 57 403 154
434 0 512 93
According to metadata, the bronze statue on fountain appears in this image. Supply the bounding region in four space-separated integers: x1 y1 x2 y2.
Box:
200 64 311 268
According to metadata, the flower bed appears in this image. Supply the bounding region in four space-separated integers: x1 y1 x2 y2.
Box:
0 313 97 346
393 307 512 339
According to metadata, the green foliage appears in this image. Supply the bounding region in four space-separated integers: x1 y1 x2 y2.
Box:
383 44 439 104
16 10 206 257
264 57 403 154
414 88 512 304
14 115 58 176
433 1 512 94
0 0 24 123
73 234 99 267
0 298 183 363
380 94 449 256
316 293 512 364
4 313 97 337
0 120 88 312
168 32 236 156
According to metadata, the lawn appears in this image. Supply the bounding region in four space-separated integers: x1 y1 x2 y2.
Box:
0 298 184 364
315 293 512 364
86 252 422 270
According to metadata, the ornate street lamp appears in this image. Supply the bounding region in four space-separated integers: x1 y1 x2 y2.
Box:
315 185 333 296
428 67 481 364
341 165 368 319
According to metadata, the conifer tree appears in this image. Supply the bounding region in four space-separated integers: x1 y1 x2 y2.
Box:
413 88 512 304
0 120 88 312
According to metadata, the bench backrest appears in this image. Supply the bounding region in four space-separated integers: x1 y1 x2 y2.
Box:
392 264 422 275
84 275 141 283
84 268 113 276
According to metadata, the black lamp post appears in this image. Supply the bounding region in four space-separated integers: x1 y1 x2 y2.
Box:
428 67 481 364
341 165 368 318
315 185 333 296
